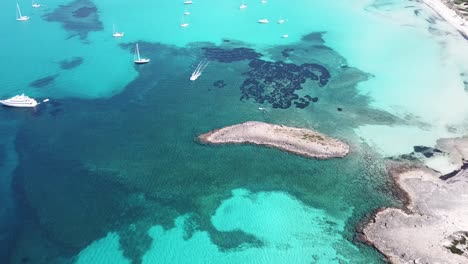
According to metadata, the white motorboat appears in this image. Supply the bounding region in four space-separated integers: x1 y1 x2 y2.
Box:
133 43 150 64
0 94 38 108
190 60 209 81
16 3 29 21
112 24 124 37
261 0 267 3
184 0 193 4
258 18 269 24
282 34 289 38
278 17 285 24
184 11 190 15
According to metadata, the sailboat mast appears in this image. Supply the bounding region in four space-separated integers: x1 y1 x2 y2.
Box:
17 3 22 17
136 44 141 60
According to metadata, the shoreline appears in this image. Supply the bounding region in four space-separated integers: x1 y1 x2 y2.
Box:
422 0 468 37
362 137 468 263
198 121 349 160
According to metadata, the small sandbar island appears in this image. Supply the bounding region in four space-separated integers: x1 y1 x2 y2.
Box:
198 121 349 159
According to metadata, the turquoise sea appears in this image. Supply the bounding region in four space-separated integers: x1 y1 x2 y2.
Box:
1 0 467 263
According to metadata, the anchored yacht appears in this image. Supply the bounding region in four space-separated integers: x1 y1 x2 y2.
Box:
0 94 38 107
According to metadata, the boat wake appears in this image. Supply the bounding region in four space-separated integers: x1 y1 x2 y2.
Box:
190 59 209 81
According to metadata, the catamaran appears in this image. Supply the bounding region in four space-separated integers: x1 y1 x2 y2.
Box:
32 0 41 8
16 3 29 21
0 94 38 108
112 24 124 37
133 43 150 64
258 18 269 24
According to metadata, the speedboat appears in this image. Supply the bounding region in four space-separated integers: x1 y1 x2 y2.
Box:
180 22 189 27
184 11 190 15
282 34 289 38
0 94 38 107
258 19 269 24
240 4 247 9
261 0 267 3
184 0 193 4
278 18 285 24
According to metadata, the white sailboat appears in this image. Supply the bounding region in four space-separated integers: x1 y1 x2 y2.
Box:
112 24 124 37
240 0 247 9
180 16 189 27
278 16 285 24
32 0 41 8
133 43 150 64
16 3 29 21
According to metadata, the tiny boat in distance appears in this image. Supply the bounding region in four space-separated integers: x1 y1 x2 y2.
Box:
282 34 289 38
184 0 193 4
180 16 189 27
240 0 247 9
184 11 190 15
16 3 29 21
32 0 41 8
134 43 150 64
258 19 269 24
261 0 267 3
278 17 285 24
0 94 38 107
112 24 124 37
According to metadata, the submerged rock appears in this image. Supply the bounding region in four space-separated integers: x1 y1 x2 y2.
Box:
240 59 330 109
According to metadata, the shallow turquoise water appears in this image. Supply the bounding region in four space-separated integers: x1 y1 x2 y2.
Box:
1 0 467 263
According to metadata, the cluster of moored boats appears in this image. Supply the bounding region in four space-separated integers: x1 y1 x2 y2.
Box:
4 0 289 107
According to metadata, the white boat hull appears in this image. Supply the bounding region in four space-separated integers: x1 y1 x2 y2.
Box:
134 59 150 64
0 101 38 108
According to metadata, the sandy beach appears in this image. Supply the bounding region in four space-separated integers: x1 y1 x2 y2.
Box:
363 137 468 263
198 121 349 159
423 0 468 37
